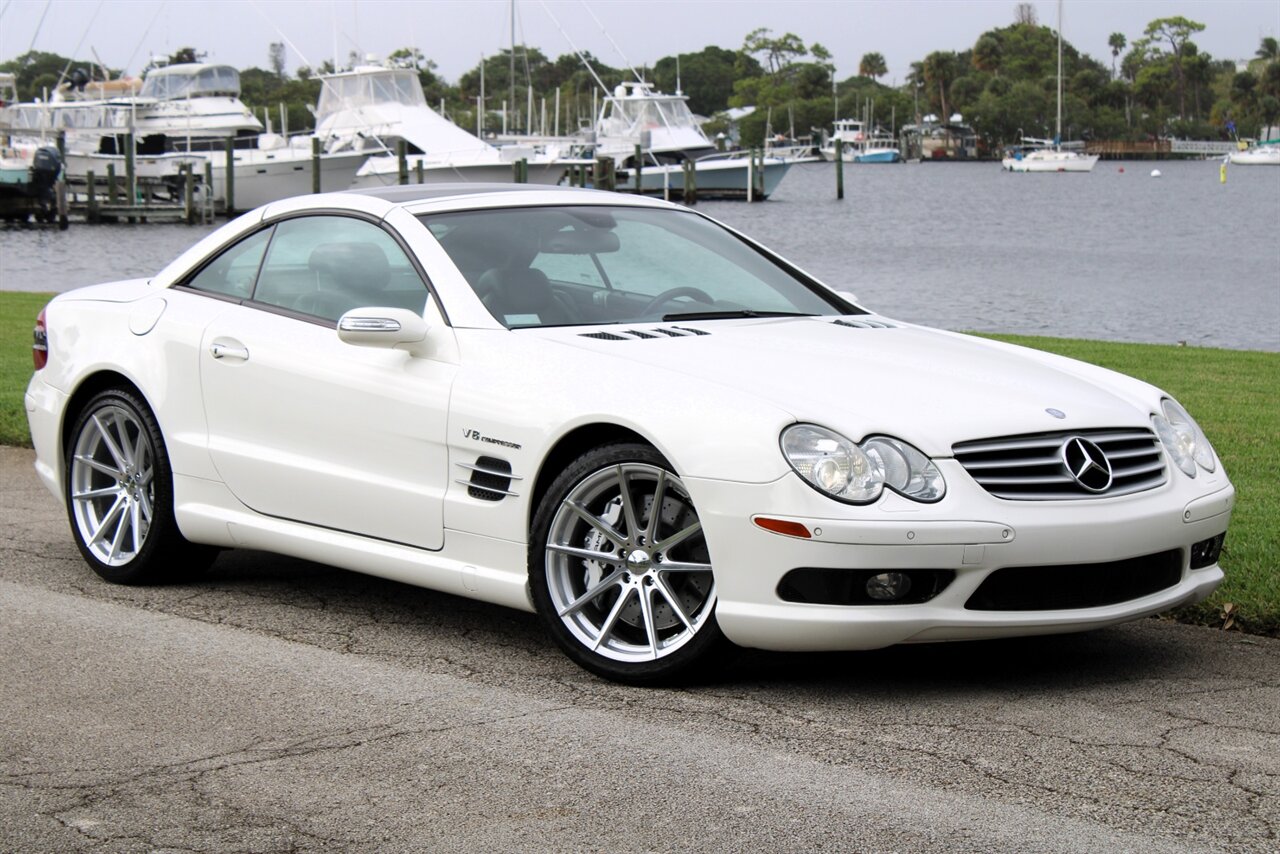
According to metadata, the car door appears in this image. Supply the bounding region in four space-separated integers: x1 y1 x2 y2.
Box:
197 214 456 550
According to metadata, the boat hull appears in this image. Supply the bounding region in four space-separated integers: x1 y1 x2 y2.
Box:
210 149 369 211
1228 147 1280 165
350 156 566 188
617 157 792 200
1002 152 1098 172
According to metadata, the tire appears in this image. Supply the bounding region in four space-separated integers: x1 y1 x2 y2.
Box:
65 388 216 584
530 443 726 684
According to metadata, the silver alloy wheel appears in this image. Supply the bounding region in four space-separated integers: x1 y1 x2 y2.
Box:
69 402 155 567
544 462 715 663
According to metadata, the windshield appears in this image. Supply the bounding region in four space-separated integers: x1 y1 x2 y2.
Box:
140 65 240 99
418 205 854 329
316 70 427 117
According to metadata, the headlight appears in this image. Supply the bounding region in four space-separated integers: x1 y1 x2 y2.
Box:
1152 398 1216 478
781 424 945 504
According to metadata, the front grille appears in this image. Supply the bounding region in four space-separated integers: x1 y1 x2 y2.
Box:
953 428 1166 500
964 549 1183 611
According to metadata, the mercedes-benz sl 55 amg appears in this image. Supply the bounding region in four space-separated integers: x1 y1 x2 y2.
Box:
25 185 1233 682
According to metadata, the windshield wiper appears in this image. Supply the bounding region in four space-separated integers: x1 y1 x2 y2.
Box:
661 309 817 322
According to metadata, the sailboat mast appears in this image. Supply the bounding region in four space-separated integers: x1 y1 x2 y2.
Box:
510 0 516 133
1056 0 1063 145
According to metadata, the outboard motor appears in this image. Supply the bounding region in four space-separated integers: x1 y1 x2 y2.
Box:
29 147 62 217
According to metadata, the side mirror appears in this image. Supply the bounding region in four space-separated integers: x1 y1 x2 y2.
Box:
337 307 430 357
835 289 860 307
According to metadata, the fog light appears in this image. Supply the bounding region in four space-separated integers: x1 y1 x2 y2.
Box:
866 572 912 601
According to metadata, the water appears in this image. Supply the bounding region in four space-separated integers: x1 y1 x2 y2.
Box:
2 159 1277 351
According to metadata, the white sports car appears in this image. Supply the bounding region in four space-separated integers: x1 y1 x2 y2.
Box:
25 185 1233 683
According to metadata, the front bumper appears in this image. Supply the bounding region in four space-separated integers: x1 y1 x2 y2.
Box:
688 462 1233 652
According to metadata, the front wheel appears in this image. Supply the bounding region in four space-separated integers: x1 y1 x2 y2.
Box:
530 443 725 684
66 388 216 584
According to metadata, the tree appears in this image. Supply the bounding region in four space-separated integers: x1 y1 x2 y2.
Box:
922 51 958 119
973 35 1002 75
858 52 887 80
1108 33 1126 79
1257 37 1279 63
653 46 760 115
268 42 286 78
741 28 807 74
1014 3 1037 27
166 47 205 66
1143 16 1206 117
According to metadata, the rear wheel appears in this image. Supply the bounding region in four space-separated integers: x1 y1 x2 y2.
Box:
530 443 725 684
66 388 215 584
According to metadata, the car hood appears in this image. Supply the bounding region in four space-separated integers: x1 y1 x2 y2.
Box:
540 316 1161 455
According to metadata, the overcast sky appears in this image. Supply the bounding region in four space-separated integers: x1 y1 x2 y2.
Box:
3 0 1277 86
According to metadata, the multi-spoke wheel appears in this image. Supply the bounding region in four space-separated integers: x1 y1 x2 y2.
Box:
66 388 215 584
530 443 725 683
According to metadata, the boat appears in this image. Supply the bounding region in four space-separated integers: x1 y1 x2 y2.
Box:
590 80 792 199
201 134 368 211
819 119 901 163
1228 140 1280 165
1002 1 1098 173
1003 138 1098 173
0 142 62 223
318 64 564 187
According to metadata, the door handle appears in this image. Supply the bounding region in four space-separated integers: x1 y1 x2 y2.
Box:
210 342 249 360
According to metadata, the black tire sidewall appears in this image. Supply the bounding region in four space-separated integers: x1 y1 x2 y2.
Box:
529 442 726 684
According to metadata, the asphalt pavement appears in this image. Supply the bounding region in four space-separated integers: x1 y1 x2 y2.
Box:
1 446 1277 853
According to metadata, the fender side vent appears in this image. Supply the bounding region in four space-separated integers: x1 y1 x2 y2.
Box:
456 456 520 501
580 331 628 340
623 329 657 338
673 326 710 336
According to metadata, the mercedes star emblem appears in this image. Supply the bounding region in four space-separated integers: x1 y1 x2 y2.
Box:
1061 437 1114 492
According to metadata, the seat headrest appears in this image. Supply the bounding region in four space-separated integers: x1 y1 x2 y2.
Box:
307 242 390 289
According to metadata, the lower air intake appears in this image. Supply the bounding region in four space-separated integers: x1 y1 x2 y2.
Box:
964 549 1183 611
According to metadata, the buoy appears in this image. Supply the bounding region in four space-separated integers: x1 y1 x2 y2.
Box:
1118 166 1125 173
1220 161 1227 184
1151 169 1162 178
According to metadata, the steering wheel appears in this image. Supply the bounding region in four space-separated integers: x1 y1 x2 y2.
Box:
641 286 715 315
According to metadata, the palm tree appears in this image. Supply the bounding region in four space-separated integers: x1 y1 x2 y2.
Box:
1258 37 1280 63
1109 33 1127 79
858 52 887 80
922 51 956 120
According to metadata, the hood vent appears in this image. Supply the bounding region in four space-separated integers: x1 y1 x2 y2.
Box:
833 318 896 329
579 326 712 341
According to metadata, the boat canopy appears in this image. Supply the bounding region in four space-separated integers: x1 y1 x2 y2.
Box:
140 64 241 100
0 102 133 132
599 83 699 139
317 69 427 120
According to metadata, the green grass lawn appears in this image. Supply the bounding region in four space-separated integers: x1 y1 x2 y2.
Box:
2 292 1275 634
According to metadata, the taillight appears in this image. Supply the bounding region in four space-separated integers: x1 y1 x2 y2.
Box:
33 309 48 370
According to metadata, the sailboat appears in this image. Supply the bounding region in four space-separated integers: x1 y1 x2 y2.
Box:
1002 0 1098 173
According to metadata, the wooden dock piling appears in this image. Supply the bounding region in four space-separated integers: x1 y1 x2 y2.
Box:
311 137 321 194
835 139 845 200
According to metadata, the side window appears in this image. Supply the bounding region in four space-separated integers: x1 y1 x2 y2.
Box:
251 216 428 322
186 227 273 299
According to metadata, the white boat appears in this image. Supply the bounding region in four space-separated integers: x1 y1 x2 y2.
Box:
317 65 564 187
1001 1 1097 174
206 135 370 210
1003 138 1099 173
125 63 263 148
1228 142 1280 165
592 81 792 199
819 119 901 163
